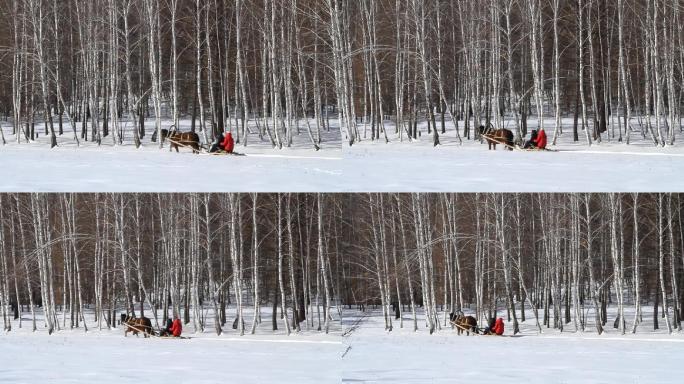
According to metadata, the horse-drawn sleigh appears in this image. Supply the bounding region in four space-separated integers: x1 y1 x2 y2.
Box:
478 124 555 152
152 128 245 156
120 314 190 339
449 312 505 336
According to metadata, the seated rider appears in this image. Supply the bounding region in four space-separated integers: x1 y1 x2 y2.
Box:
170 315 182 338
534 128 548 150
493 317 505 336
221 132 235 154
523 130 538 149
483 317 496 335
159 318 173 337
209 132 225 153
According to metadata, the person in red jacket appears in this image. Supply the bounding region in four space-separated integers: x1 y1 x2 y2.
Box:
492 317 505 336
170 315 182 337
534 128 548 150
221 132 235 154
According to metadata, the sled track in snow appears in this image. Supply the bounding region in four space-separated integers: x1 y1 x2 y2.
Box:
342 313 369 337
341 345 352 359
341 313 368 359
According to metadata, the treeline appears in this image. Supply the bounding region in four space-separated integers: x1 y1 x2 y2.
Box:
342 193 684 335
0 193 342 335
2 1 683 149
0 0 335 149
332 1 684 146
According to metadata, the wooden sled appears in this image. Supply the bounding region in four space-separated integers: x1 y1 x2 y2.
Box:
200 150 247 157
157 335 191 340
515 146 558 152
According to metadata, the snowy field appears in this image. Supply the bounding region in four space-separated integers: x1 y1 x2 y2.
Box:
0 307 342 383
0 118 341 192
342 309 684 383
345 117 684 192
3 116 684 192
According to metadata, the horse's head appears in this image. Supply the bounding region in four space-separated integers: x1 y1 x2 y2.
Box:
152 129 171 143
121 314 134 325
478 125 487 135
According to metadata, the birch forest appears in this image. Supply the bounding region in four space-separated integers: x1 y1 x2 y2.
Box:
2 0 684 148
342 193 684 335
0 193 342 335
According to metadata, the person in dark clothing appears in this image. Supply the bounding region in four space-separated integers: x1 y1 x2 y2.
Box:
483 317 496 335
209 132 225 153
159 318 173 337
524 130 538 149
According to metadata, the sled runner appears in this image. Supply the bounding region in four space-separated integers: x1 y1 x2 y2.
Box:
158 335 191 340
200 150 247 157
516 146 559 152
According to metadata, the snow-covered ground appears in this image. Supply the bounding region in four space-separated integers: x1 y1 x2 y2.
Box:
342 308 684 383
3 115 684 192
0 118 341 192
344 118 684 192
0 306 342 383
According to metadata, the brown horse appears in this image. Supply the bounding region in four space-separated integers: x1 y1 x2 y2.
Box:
167 131 201 154
122 315 154 338
450 312 478 336
478 125 514 151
